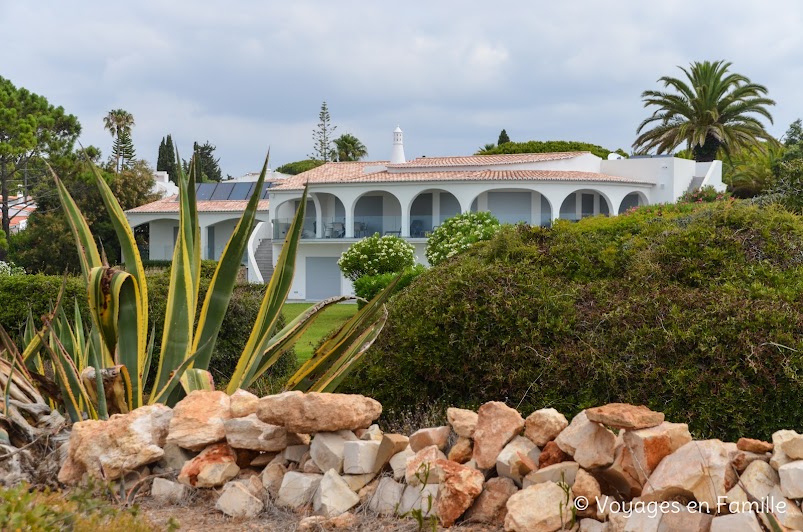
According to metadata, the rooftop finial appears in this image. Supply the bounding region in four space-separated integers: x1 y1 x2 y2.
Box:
390 126 406 164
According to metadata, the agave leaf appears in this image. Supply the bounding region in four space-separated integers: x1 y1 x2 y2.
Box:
239 295 353 391
141 325 156 389
87 266 144 408
86 340 108 419
193 151 270 371
286 274 401 391
22 276 68 369
228 186 309 391
50 167 102 282
84 156 149 371
180 368 215 394
148 348 207 405
311 310 388 393
43 338 97 422
151 161 196 398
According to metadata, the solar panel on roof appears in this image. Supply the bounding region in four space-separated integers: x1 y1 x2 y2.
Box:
260 183 271 199
195 183 216 200
227 183 253 200
211 182 235 200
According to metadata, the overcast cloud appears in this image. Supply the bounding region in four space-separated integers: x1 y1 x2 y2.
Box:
2 1 802 176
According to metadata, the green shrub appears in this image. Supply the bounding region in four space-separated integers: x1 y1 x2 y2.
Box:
338 233 416 281
678 185 731 203
425 211 501 266
345 202 803 440
0 483 159 531
0 260 25 276
353 265 426 308
0 275 89 336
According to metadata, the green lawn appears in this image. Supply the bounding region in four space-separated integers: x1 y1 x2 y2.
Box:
281 302 358 362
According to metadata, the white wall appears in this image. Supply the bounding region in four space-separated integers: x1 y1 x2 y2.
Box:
148 219 179 260
601 157 696 203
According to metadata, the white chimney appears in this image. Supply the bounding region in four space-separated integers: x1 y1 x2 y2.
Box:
390 126 406 164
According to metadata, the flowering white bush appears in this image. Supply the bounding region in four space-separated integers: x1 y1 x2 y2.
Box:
338 233 416 281
425 211 501 266
0 260 25 276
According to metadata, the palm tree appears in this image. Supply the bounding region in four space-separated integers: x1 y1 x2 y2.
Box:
333 134 367 162
633 60 776 162
103 109 135 173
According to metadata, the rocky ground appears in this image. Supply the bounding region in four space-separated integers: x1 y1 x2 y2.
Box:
4 389 803 531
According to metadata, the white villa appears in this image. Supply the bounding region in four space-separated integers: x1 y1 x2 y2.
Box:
126 128 724 301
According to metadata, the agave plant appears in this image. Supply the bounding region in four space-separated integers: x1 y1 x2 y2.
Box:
1 149 395 421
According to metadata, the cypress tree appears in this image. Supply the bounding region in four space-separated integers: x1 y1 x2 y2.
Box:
498 129 511 145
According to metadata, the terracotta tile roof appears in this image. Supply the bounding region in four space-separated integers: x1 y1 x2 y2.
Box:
387 152 588 168
271 161 388 191
126 196 270 214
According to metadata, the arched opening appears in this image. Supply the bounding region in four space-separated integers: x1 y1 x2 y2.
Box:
559 190 611 221
354 191 402 236
409 189 461 236
205 217 245 260
131 218 179 261
313 192 347 238
470 189 552 226
272 197 317 239
618 191 647 214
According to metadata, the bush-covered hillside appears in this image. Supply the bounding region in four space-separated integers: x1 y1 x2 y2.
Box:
345 201 803 440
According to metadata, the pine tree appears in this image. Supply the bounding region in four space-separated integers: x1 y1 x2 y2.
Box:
113 129 136 170
310 101 337 162
183 141 222 182
498 129 511 145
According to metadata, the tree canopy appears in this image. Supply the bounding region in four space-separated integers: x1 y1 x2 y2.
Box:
633 60 776 162
156 134 179 183
334 133 367 161
183 141 222 182
275 159 325 175
0 76 81 252
476 140 626 159
497 129 510 145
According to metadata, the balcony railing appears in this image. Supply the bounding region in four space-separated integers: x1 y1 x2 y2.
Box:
272 216 403 239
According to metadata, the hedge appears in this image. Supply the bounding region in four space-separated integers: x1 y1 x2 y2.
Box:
343 201 803 441
353 265 425 309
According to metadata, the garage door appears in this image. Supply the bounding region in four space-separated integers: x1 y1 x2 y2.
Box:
306 257 341 300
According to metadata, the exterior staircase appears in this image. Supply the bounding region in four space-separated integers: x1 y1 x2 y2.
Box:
686 175 705 193
254 238 274 283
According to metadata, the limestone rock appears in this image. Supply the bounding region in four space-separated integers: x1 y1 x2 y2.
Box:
448 437 473 464
782 435 803 460
578 518 606 532
524 408 568 448
261 462 287 499
229 389 259 418
737 437 773 454
373 434 409 473
409 426 451 452
524 461 579 488
726 459 779 507
298 512 358 531
390 447 415 480
447 407 478 438
770 429 799 470
276 471 322 508
167 390 231 451
641 439 736 507
343 440 381 475
256 391 381 433
157 442 196 471
539 441 570 469
359 424 383 441
283 444 309 463
399 484 439 518
572 468 601 502
368 476 404 516
433 459 485 527
710 511 764 532
622 421 692 485
554 411 616 469
250 452 279 468
58 404 172 483
150 478 190 504
763 485 803 531
406 445 446 485
472 401 525 469
731 449 769 472
310 430 358 474
779 460 803 499
216 482 263 518
178 442 240 488
464 477 518 525
302 460 323 474
586 403 664 430
497 436 540 487
341 472 376 492
504 481 570 532
224 414 288 452
313 469 360 517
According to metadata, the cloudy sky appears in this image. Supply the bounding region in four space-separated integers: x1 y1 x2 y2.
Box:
2 1 802 177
